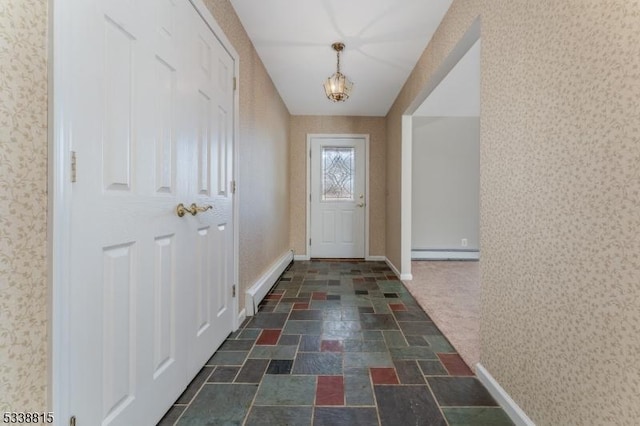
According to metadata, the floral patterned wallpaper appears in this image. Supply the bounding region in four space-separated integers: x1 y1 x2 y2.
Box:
386 0 640 424
0 0 49 412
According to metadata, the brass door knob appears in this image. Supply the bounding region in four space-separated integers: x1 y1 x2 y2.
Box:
176 203 213 217
356 202 365 208
176 203 196 217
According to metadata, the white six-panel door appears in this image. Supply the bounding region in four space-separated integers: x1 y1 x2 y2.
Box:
65 0 235 424
186 8 235 379
310 137 367 258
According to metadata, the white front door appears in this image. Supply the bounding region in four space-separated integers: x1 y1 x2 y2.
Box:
309 137 367 258
64 0 234 424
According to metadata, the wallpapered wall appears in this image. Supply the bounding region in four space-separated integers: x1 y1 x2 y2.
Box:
386 0 640 424
289 116 386 257
202 0 291 311
0 0 49 411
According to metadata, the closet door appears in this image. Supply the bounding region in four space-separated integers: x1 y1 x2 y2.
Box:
65 0 235 424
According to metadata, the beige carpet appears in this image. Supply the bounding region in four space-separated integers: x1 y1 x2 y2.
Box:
403 260 480 370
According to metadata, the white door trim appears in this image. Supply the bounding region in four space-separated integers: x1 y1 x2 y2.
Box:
48 0 241 420
306 134 370 259
48 0 73 416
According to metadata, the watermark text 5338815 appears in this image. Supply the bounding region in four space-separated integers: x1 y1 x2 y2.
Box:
3 412 54 424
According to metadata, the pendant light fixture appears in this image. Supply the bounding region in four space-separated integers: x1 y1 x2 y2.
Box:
323 42 354 102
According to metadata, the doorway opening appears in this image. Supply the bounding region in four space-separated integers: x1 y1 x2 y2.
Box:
400 19 482 369
411 39 480 261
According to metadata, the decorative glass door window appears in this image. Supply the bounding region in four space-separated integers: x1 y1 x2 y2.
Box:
322 147 355 201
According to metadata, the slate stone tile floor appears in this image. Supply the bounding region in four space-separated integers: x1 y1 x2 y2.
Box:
158 261 513 426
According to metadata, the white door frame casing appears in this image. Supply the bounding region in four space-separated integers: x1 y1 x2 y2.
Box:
305 134 371 260
48 0 241 420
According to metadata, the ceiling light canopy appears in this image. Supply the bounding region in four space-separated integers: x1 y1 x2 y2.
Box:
323 42 354 102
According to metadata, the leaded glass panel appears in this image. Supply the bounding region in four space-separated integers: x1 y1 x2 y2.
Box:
322 147 355 201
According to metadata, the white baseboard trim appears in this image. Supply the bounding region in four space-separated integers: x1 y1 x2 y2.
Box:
365 256 386 261
412 250 479 260
245 250 293 316
294 255 387 262
385 257 400 278
476 363 536 426
236 308 246 330
385 257 413 281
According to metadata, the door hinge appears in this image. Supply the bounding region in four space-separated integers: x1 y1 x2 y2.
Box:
309 149 312 158
70 416 76 426
309 238 312 246
71 151 77 183
233 77 237 91
231 180 236 194
309 194 311 202
232 284 236 297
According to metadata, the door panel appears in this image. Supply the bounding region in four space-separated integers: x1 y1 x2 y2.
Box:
197 90 211 195
216 106 229 195
195 226 211 336
341 211 354 243
153 234 176 377
66 0 235 424
322 211 336 243
102 18 134 192
101 243 136 423
310 137 366 258
153 57 176 194
158 0 176 38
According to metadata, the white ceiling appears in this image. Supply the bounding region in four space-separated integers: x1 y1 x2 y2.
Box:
230 0 454 116
414 39 481 117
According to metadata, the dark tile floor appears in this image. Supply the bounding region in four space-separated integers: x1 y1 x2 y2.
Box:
158 261 513 426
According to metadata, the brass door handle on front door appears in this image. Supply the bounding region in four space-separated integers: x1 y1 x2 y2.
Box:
356 202 365 208
176 203 213 217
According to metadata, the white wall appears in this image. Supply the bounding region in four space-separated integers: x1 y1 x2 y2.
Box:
413 39 481 118
411 116 479 250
